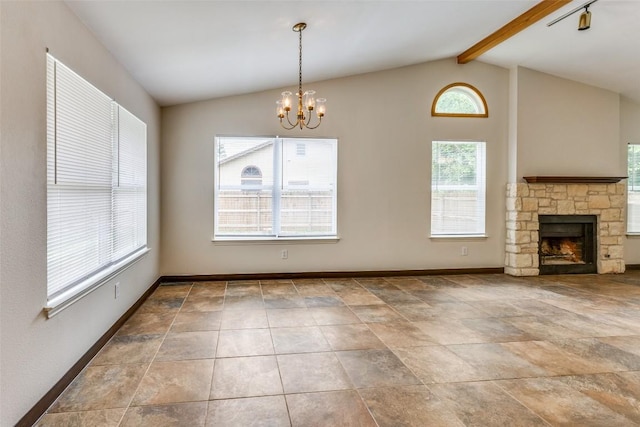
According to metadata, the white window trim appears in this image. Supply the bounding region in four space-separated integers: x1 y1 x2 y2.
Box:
214 136 338 241
44 247 149 318
46 53 148 316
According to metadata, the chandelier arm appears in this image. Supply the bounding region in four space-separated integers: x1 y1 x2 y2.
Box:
304 116 323 130
280 119 297 130
284 110 302 129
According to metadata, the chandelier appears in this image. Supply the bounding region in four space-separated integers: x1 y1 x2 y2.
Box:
276 22 326 130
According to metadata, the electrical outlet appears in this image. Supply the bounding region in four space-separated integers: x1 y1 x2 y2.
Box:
281 249 288 259
115 282 120 299
461 246 468 256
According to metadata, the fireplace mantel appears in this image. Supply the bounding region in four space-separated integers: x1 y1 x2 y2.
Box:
523 176 626 184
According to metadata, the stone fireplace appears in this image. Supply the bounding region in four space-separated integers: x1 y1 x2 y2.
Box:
505 179 626 276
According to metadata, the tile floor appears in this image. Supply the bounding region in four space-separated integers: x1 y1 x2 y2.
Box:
36 272 640 426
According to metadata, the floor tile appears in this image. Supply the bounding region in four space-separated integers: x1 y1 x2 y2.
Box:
501 340 612 375
350 305 403 323
319 324 386 351
277 352 352 393
336 349 421 388
223 295 264 310
497 377 635 426
392 345 486 383
266 308 316 327
334 288 385 306
309 307 361 325
49 364 147 412
155 331 218 361
150 284 192 299
220 309 268 329
294 282 336 296
137 296 185 313
501 315 584 340
171 311 222 332
181 295 224 312
132 359 214 406
550 337 640 372
559 372 640 424
224 283 261 297
260 281 297 296
390 302 434 321
447 343 550 380
271 326 331 354
599 335 640 357
413 318 484 345
216 329 274 357
367 321 435 347
91 334 163 366
263 295 306 309
189 282 226 297
304 296 345 307
205 395 290 427
430 381 548 426
35 409 125 427
360 385 464 427
120 401 207 427
210 356 282 399
286 390 376 427
460 317 535 342
117 312 176 336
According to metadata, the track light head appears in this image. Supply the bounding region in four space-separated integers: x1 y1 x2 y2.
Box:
578 7 591 30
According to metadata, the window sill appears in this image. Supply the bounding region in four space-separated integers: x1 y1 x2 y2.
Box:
627 233 640 237
44 247 150 318
212 236 340 245
430 234 488 241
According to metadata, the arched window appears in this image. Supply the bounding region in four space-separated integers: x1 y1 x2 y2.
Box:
241 165 262 186
432 82 488 117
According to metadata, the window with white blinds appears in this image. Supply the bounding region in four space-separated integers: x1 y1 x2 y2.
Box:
431 141 486 236
46 54 147 307
628 143 640 234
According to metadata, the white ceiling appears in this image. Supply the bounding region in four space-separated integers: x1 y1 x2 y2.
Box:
65 0 640 107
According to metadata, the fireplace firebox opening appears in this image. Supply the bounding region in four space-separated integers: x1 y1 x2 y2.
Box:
538 215 597 274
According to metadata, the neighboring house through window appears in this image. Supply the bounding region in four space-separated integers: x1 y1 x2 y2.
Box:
214 136 337 239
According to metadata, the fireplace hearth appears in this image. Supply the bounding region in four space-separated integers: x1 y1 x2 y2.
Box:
538 215 597 274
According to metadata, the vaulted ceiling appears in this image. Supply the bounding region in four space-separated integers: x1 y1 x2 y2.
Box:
66 0 640 107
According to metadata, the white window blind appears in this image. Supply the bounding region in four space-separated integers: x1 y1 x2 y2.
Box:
431 141 486 236
214 136 337 239
47 54 147 304
628 144 640 234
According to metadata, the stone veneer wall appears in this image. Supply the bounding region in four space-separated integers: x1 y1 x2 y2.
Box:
505 182 626 276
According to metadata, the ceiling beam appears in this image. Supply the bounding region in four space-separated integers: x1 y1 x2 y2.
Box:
457 0 572 64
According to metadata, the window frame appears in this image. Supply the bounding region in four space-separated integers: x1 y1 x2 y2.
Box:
431 82 488 118
45 54 148 317
628 143 640 235
430 140 487 238
213 136 338 241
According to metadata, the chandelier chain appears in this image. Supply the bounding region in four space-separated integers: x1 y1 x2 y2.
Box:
298 28 303 97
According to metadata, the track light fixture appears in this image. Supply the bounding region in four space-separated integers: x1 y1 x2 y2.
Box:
547 0 597 30
578 6 591 30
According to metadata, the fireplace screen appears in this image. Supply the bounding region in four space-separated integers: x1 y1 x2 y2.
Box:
540 237 584 265
538 215 597 274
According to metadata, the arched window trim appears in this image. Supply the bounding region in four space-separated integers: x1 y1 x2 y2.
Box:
431 82 488 118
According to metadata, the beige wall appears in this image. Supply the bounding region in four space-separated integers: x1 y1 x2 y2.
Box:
161 59 510 275
512 67 623 179
0 2 161 425
621 96 640 264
